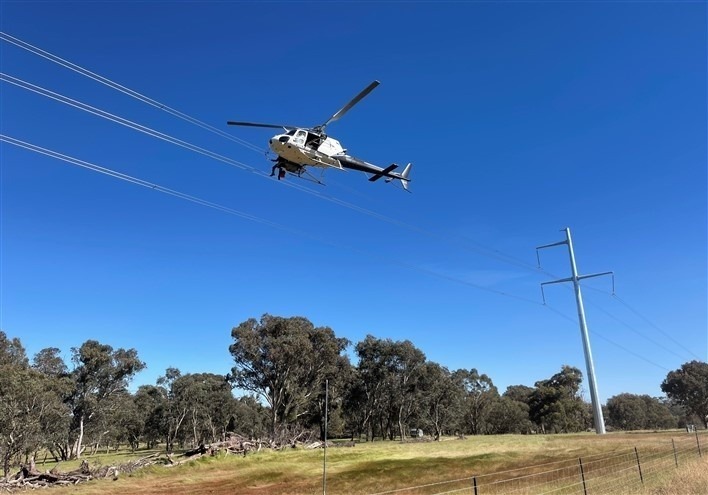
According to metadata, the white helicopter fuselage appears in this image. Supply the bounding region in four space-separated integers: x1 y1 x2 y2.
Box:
267 127 411 190
268 128 344 169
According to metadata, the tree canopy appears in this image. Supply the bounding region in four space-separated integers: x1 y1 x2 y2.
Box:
228 315 349 434
661 361 708 429
0 322 704 477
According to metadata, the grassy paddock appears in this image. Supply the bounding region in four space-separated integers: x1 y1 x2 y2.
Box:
47 431 706 495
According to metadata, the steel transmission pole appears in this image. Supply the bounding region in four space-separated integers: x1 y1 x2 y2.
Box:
537 228 613 435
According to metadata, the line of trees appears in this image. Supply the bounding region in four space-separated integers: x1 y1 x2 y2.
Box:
1 316 706 478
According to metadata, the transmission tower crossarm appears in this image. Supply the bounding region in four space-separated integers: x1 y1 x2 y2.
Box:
577 271 614 281
536 239 568 268
541 277 574 286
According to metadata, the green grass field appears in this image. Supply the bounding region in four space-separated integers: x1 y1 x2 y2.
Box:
43 431 707 495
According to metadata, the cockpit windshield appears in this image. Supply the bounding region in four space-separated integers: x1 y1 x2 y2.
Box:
286 129 297 136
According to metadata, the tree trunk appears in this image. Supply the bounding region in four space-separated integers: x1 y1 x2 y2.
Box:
398 405 405 442
75 414 85 459
2 451 10 479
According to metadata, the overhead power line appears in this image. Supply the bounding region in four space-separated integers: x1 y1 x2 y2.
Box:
584 296 700 363
2 34 697 369
612 293 704 362
3 134 678 374
0 71 542 272
0 134 542 305
0 32 542 272
0 31 265 155
543 305 671 372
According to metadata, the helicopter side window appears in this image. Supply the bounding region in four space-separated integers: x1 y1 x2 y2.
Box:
279 129 296 144
293 130 307 146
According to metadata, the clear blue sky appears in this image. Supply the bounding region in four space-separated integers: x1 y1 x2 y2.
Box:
1 1 705 403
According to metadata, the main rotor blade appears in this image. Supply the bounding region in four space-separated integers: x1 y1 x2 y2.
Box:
227 121 295 130
321 80 380 128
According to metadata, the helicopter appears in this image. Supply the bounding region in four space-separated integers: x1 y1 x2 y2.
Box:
227 80 411 191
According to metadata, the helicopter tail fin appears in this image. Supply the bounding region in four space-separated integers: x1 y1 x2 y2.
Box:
399 163 412 191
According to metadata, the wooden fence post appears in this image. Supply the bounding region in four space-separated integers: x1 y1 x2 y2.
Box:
578 458 587 495
672 438 678 467
634 447 644 484
696 431 702 457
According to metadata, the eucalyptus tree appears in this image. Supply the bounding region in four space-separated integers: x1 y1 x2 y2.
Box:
0 365 48 476
528 365 591 433
133 384 168 449
388 340 426 440
30 347 72 461
417 362 462 439
0 333 32 476
353 335 426 440
229 315 349 436
229 395 269 439
606 393 676 431
0 331 27 367
350 335 390 440
662 361 708 429
504 385 535 404
66 340 145 459
32 347 68 376
453 368 499 435
157 368 188 452
487 397 533 434
304 354 354 440
0 334 69 476
172 373 235 446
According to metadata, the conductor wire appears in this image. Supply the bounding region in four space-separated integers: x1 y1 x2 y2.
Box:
0 72 547 273
543 304 671 372
611 292 703 361
5 74 693 368
2 76 690 371
0 134 544 305
0 72 265 175
4 130 683 373
0 31 265 155
4 35 701 358
0 32 542 272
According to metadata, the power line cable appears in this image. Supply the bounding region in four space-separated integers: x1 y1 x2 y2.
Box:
540 267 699 366
0 32 542 273
611 292 704 362
0 134 543 306
0 72 551 276
1 76 680 373
0 31 265 155
545 281 699 363
543 304 671 372
0 72 268 174
583 295 699 363
3 34 699 365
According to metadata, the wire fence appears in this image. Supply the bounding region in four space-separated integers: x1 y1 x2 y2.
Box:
366 432 705 495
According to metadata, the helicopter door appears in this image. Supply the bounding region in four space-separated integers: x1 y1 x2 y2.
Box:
292 129 307 147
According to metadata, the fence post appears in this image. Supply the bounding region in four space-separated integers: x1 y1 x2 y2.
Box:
696 430 702 457
578 458 588 495
472 476 478 495
672 438 678 467
634 447 644 484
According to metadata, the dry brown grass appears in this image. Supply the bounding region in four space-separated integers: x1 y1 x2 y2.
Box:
46 430 706 495
626 456 708 494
